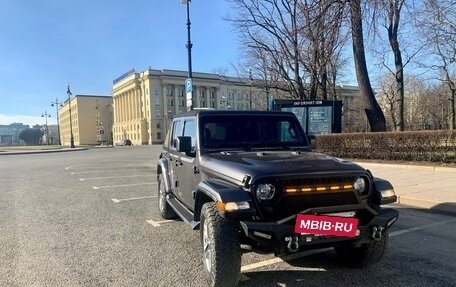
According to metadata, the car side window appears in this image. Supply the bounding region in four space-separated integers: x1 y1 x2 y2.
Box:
171 120 183 150
279 121 302 142
183 119 196 156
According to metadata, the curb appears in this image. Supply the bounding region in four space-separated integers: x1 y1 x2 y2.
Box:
0 147 87 156
355 161 456 173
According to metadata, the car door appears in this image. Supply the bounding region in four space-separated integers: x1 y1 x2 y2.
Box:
167 119 183 197
176 118 197 209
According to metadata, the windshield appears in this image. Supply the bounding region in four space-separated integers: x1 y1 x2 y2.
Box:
200 114 309 150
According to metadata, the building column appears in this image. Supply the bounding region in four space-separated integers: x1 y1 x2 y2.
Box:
126 91 131 122
133 88 138 120
120 93 124 123
174 86 179 115
122 92 126 122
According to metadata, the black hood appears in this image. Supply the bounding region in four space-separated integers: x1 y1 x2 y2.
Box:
200 150 366 184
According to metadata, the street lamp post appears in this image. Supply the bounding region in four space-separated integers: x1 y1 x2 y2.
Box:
51 98 63 145
41 111 51 145
248 69 253 110
67 83 75 148
181 0 193 110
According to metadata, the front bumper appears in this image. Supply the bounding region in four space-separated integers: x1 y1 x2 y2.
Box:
239 206 399 256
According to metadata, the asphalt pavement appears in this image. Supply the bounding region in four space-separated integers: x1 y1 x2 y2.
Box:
1 146 455 215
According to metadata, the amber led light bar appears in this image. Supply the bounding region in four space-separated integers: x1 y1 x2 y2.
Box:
285 184 353 194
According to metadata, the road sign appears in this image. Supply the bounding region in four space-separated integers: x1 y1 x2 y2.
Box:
185 78 192 93
186 93 192 107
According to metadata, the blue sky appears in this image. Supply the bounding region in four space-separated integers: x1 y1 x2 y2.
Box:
0 0 239 126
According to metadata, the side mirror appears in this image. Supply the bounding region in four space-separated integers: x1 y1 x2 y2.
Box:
176 136 192 155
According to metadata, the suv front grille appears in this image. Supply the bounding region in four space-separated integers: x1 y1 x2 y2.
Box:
256 176 362 221
275 192 358 219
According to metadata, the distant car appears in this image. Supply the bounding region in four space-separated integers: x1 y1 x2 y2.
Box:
116 139 132 146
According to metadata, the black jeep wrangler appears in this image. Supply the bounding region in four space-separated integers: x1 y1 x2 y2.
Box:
157 110 398 287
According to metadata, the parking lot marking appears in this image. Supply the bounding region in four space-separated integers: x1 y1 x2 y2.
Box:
389 218 456 237
146 219 174 227
92 182 157 189
65 163 144 170
71 170 137 175
79 175 151 181
111 195 157 203
240 218 456 274
241 248 333 272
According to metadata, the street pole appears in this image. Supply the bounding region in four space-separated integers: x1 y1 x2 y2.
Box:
67 83 75 148
41 111 51 145
181 0 193 110
51 98 63 145
248 69 253 110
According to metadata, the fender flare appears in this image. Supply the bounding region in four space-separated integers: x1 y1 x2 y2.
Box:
194 179 254 220
372 177 397 205
157 158 172 193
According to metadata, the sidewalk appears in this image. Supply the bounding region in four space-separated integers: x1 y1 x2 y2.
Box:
356 162 456 216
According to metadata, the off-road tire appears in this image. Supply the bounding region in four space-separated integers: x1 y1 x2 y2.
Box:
200 202 241 287
335 230 389 267
158 173 177 219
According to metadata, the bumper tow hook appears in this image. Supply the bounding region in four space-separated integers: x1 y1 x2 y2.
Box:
285 236 299 253
371 226 384 241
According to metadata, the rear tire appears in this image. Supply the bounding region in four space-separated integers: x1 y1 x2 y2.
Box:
158 173 177 219
335 230 389 267
200 202 241 287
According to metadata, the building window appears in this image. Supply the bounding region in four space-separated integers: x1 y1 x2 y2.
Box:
155 110 161 117
179 100 185 107
166 88 173 96
178 89 184 97
155 98 160 106
210 90 215 99
168 99 174 106
157 132 162 140
156 123 161 129
154 89 159 96
210 101 216 108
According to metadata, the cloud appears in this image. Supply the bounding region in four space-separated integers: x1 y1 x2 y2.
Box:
0 114 56 127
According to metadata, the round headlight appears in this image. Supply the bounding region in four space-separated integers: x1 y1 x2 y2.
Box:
354 177 368 195
256 184 276 200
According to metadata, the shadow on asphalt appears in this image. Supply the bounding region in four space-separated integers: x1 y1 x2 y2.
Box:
396 202 456 217
431 202 456 216
239 250 386 287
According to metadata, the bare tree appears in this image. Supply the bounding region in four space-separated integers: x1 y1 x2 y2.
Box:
368 0 427 131
377 74 399 131
348 0 387 131
226 0 306 98
381 0 406 130
226 0 348 100
298 1 348 100
417 0 456 129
